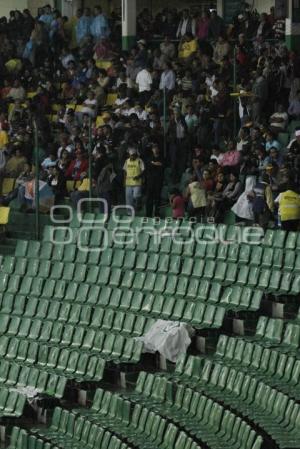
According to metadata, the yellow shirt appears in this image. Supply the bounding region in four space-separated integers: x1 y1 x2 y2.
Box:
278 190 300 221
189 182 207 208
78 178 90 191
0 131 8 149
5 59 22 73
179 39 198 59
124 158 145 186
5 156 27 175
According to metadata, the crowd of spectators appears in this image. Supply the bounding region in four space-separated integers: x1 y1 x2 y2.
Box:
0 3 300 230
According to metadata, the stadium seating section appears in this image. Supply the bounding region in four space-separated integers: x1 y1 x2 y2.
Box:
1 213 300 449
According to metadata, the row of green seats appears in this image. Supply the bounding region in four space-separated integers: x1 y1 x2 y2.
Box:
7 253 300 298
232 266 299 294
0 285 260 323
106 215 196 231
121 265 300 295
44 214 300 251
18 232 300 277
0 272 229 328
36 346 104 381
0 330 143 366
44 221 299 250
243 316 299 349
7 427 27 449
23 434 126 449
0 307 153 340
218 286 262 311
89 301 225 330
0 360 66 398
0 295 91 325
119 374 263 449
180 244 299 272
173 358 300 449
0 263 297 301
90 282 259 311
0 279 261 320
3 253 181 276
11 240 300 277
0 387 26 418
0 269 122 296
10 421 129 449
20 435 60 449
215 335 300 398
29 403 201 449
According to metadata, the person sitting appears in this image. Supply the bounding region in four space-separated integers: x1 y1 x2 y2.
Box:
185 175 207 222
48 165 66 204
65 147 88 180
4 147 27 177
206 171 226 221
41 152 58 172
170 188 185 219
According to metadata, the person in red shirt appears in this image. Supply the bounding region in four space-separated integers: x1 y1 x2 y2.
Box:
170 188 185 219
202 169 215 192
65 147 88 180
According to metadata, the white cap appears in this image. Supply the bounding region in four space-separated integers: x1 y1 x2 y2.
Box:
295 130 300 137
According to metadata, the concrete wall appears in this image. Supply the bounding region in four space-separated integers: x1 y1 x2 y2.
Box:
253 0 275 14
109 0 217 14
27 0 55 16
0 0 28 17
0 0 278 19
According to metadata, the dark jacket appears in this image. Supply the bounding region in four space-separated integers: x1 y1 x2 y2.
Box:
167 116 188 143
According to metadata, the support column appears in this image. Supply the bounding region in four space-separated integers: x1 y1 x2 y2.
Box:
122 0 136 51
216 0 224 18
286 0 300 50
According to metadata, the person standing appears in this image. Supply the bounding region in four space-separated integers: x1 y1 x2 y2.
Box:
76 8 92 45
145 145 164 217
136 65 152 105
176 9 196 39
159 62 176 93
275 184 300 231
167 108 188 183
39 4 53 33
90 5 110 41
123 148 145 212
251 173 274 228
97 162 114 214
251 69 269 123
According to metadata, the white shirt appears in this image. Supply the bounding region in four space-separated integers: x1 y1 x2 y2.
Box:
176 18 196 38
159 70 176 91
136 69 152 92
82 98 97 117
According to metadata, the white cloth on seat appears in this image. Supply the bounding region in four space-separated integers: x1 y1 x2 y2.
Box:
138 319 194 362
